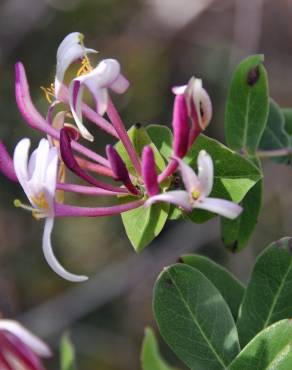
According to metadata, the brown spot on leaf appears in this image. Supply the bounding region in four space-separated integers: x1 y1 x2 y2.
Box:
247 65 260 86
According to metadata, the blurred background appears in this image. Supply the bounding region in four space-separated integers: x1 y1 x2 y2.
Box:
0 0 291 368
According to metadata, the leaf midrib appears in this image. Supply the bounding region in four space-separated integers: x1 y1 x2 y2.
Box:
242 89 251 151
262 259 292 329
168 269 228 369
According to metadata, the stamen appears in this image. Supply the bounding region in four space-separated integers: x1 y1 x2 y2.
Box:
77 55 93 76
40 83 55 103
191 189 200 200
31 192 49 210
13 199 46 220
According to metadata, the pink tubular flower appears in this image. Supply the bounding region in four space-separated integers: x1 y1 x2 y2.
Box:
172 94 190 158
142 146 159 196
0 142 18 182
173 76 212 146
0 319 51 370
146 151 243 220
69 59 129 141
106 145 139 195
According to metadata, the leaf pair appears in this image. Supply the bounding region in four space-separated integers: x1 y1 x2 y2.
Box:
153 238 292 369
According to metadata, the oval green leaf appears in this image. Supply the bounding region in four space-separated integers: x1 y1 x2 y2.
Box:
237 237 292 347
225 55 269 154
181 254 245 319
154 264 240 370
229 320 292 370
60 333 77 370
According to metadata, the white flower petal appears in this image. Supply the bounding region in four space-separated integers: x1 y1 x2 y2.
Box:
55 32 97 98
145 190 192 211
197 150 213 197
200 87 212 129
42 218 88 283
172 85 187 95
69 80 94 141
13 138 31 201
30 139 50 191
0 320 52 358
44 148 58 211
175 157 201 194
194 197 243 219
90 87 108 116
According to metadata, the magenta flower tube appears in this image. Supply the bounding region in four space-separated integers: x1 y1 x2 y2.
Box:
142 146 159 196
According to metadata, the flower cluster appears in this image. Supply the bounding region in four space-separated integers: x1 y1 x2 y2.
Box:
0 33 242 282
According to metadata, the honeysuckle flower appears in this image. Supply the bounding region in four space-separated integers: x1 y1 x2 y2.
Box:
54 32 97 100
146 151 243 219
172 93 190 158
173 76 212 145
142 146 159 196
13 138 88 283
0 142 18 182
69 58 129 141
0 319 51 370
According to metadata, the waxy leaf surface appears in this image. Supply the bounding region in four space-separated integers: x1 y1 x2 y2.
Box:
229 320 292 370
225 55 269 154
181 254 245 319
154 264 240 370
237 238 292 347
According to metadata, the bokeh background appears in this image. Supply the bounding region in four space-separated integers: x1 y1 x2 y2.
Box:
0 0 291 369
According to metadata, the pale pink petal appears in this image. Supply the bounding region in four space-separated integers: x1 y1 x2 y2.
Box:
172 85 187 95
42 218 88 282
197 150 213 197
110 74 129 93
0 320 51 358
175 157 201 194
145 190 192 211
194 197 243 219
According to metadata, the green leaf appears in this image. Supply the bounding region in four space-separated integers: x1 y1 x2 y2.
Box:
141 328 177 370
237 237 292 348
225 55 269 154
220 156 262 253
147 125 173 162
60 333 77 370
121 197 169 252
282 108 292 136
259 99 291 165
181 254 245 319
154 264 240 370
115 124 165 175
185 135 262 223
229 320 292 370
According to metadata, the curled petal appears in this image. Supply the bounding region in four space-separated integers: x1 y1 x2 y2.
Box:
0 141 18 182
194 197 243 219
29 139 50 194
110 74 129 93
55 32 97 99
44 147 58 211
197 150 213 197
13 138 31 200
0 320 52 358
172 94 190 158
142 146 159 196
42 218 88 282
174 157 201 194
145 190 191 211
69 80 94 141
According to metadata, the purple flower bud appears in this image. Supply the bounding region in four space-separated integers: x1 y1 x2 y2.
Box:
172 94 190 158
0 142 18 182
142 146 159 196
106 145 139 195
60 128 127 193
